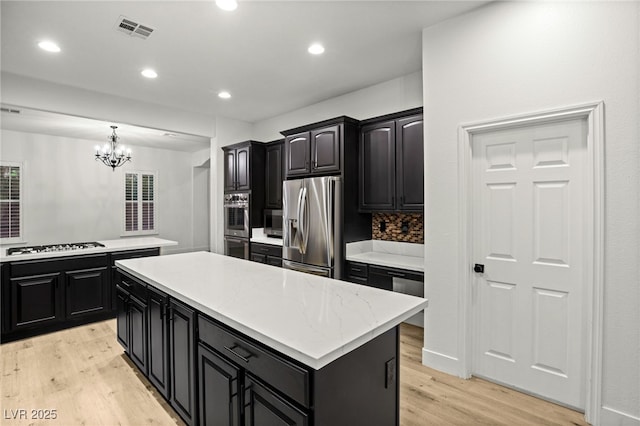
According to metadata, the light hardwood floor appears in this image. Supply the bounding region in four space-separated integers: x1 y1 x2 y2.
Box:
1 320 588 426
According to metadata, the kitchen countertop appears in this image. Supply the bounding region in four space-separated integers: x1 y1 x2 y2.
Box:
345 240 424 273
116 251 427 370
250 228 283 246
0 237 177 263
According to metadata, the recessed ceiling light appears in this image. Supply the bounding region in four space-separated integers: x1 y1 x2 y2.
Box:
218 91 231 99
308 43 325 55
216 0 238 11
141 69 158 79
38 40 61 53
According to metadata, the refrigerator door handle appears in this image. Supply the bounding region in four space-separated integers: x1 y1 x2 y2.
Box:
300 187 309 254
296 187 305 254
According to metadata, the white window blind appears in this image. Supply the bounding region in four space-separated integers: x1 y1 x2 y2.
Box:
0 163 22 241
124 171 156 234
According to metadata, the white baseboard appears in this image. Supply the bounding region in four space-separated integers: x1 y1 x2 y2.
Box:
422 347 462 377
600 406 640 426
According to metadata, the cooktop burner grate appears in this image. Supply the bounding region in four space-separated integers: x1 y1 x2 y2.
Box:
7 242 105 256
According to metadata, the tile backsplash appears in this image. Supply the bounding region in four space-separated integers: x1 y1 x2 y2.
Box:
372 213 424 243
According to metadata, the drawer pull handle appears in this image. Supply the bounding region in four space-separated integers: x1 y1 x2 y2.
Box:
388 272 405 278
351 267 362 272
224 344 253 363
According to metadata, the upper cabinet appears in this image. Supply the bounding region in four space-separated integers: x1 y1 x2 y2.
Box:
222 141 266 193
265 140 284 209
359 108 424 212
282 119 354 178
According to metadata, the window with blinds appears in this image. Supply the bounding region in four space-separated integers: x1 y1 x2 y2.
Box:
0 163 22 241
124 171 156 234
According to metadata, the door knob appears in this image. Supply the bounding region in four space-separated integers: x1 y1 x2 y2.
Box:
474 264 485 273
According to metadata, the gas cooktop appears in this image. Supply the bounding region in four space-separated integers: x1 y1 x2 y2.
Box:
7 242 105 256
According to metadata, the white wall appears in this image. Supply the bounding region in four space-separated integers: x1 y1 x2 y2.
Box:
252 71 423 141
421 2 639 424
0 129 205 254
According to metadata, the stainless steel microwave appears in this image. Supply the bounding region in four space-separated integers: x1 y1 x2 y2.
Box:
263 209 283 237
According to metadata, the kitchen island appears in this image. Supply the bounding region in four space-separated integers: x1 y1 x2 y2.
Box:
115 251 428 426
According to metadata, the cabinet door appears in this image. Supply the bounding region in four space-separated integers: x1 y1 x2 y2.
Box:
311 125 340 174
359 121 396 211
265 142 283 208
115 285 130 352
244 375 308 426
235 146 250 191
198 343 241 426
10 273 61 330
170 300 196 426
129 294 148 375
250 253 266 264
285 132 310 177
64 267 109 319
367 266 394 291
266 256 282 268
224 148 237 191
148 287 170 399
396 115 424 211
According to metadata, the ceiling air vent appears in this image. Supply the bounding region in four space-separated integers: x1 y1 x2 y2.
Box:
115 16 155 40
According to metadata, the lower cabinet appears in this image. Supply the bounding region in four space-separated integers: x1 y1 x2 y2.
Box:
169 299 196 426
249 243 282 268
65 267 109 319
198 343 242 426
10 273 62 330
244 375 308 426
345 261 423 292
148 286 170 399
129 294 148 375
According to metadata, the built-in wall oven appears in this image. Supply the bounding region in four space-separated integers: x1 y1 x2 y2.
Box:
223 193 249 238
224 192 250 259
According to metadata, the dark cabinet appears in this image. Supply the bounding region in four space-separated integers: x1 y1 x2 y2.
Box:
198 343 242 426
250 243 282 268
359 109 423 212
396 115 424 210
170 299 196 426
64 267 109 319
225 145 250 192
244 375 309 426
110 248 160 311
284 125 341 177
129 293 148 374
347 262 424 292
265 141 284 209
10 273 62 330
148 286 170 399
115 285 130 352
345 261 369 286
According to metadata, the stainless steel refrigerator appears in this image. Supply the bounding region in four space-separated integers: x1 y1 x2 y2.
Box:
282 176 342 278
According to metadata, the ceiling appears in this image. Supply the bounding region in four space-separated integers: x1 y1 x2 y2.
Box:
0 1 488 150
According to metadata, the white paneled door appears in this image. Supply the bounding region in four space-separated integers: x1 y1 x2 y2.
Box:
471 118 587 410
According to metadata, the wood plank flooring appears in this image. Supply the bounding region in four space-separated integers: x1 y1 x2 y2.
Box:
1 320 588 425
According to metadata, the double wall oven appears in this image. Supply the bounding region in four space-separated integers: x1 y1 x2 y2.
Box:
223 192 250 259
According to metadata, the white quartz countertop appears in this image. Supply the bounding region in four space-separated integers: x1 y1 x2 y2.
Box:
346 240 424 273
0 237 177 263
250 228 283 246
116 251 427 370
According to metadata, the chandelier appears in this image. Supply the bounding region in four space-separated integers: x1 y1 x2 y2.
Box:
95 125 131 171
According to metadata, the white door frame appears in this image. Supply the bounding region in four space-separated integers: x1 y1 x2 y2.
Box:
457 102 604 424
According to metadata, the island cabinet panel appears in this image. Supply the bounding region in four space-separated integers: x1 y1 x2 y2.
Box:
170 299 196 426
198 343 242 426
147 286 170 399
109 248 160 310
129 294 148 375
244 375 309 426
115 285 130 352
10 273 62 330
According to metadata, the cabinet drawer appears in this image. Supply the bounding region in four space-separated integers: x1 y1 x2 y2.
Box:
250 243 282 258
266 256 282 267
347 275 368 286
368 265 423 283
119 272 147 300
110 248 160 265
198 315 309 408
346 261 368 278
251 253 266 264
10 254 108 277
